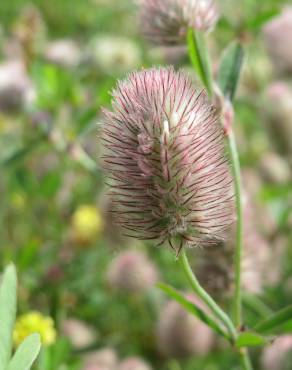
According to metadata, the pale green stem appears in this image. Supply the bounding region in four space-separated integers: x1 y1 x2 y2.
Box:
227 129 253 370
179 250 237 342
226 129 243 328
239 348 253 370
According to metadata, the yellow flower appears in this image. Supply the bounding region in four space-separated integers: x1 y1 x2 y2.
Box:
13 311 56 347
71 205 104 244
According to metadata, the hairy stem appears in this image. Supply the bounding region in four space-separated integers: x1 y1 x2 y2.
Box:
179 250 237 341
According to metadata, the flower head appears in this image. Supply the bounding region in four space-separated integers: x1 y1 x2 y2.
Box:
157 294 214 358
0 60 35 112
106 250 158 293
71 205 104 244
118 357 153 370
13 311 56 347
140 0 218 45
261 335 292 370
263 6 292 74
101 67 233 253
91 35 141 74
83 347 118 370
61 318 97 349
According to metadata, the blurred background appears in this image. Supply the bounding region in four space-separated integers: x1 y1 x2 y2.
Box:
0 0 291 369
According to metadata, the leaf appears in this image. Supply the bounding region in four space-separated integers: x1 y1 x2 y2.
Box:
254 305 292 334
247 8 280 31
242 293 273 319
157 283 230 341
8 334 41 370
0 264 17 370
236 332 267 348
217 42 244 101
187 28 213 96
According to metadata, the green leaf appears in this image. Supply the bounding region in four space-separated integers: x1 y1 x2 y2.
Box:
157 283 230 341
217 42 244 101
187 28 213 96
254 305 292 334
242 293 273 319
236 332 267 348
247 8 280 31
0 264 17 370
8 334 41 370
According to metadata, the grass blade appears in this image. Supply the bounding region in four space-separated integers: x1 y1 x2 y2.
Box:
254 305 292 334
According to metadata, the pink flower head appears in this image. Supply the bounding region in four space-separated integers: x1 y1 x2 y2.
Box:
118 357 152 370
261 335 292 370
106 250 158 293
140 0 219 45
263 6 292 74
157 294 214 358
101 67 233 254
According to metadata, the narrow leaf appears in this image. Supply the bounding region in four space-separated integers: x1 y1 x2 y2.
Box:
8 333 41 370
157 283 229 341
187 28 213 96
242 293 273 319
0 264 17 370
247 8 280 31
217 42 244 101
254 305 292 334
236 332 267 348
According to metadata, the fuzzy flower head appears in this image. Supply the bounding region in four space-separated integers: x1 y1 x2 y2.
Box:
102 67 233 254
140 0 219 45
13 311 56 347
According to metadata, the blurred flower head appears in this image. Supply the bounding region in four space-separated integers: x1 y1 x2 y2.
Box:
83 347 118 370
157 295 214 358
71 205 104 245
13 311 56 347
263 6 292 75
107 250 158 293
140 0 218 45
261 335 292 370
101 67 233 253
45 39 81 68
259 151 291 185
90 35 141 74
61 318 97 349
265 81 292 155
118 357 153 370
0 60 35 112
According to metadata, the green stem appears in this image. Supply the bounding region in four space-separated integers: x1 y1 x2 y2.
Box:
227 129 253 370
179 250 237 341
227 129 243 328
186 29 253 369
239 349 253 370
